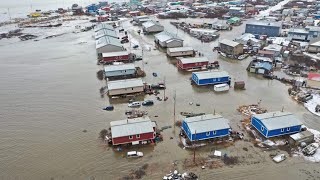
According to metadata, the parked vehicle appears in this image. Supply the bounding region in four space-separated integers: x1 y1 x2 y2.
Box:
214 83 230 92
128 102 141 107
121 38 129 44
302 143 319 156
121 36 128 39
142 100 154 106
133 45 139 49
119 28 124 32
127 151 143 158
151 83 165 89
272 154 286 163
102 105 114 111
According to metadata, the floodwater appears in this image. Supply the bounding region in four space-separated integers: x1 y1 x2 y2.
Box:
0 13 320 180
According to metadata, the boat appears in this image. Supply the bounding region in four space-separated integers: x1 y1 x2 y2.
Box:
302 143 319 156
218 51 227 58
272 154 286 163
180 112 205 117
214 83 230 92
125 110 148 118
238 54 248 60
127 151 143 158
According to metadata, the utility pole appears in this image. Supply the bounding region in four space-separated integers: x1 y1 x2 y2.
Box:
193 130 196 164
142 49 144 71
163 76 166 101
173 90 176 134
7 8 11 20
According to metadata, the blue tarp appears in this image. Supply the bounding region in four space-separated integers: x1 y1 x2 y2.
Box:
256 62 272 70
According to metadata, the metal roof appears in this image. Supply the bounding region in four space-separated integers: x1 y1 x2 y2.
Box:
288 28 309 34
104 63 136 72
190 28 218 34
179 57 209 64
154 31 182 42
255 62 273 70
263 44 282 52
289 130 314 141
95 23 114 32
95 29 118 39
107 78 144 90
193 70 229 79
306 26 320 32
142 20 163 29
96 36 122 49
246 21 282 27
102 51 129 57
219 39 240 47
110 116 154 138
253 111 303 130
167 46 194 53
184 114 230 134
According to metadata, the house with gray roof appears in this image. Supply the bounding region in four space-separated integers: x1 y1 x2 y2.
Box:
251 111 303 138
182 114 231 141
154 31 183 48
142 20 164 33
96 36 124 55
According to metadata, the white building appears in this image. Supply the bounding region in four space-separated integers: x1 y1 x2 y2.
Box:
190 28 219 37
107 78 144 96
95 28 118 40
96 36 124 55
154 31 183 48
167 47 194 57
142 20 164 33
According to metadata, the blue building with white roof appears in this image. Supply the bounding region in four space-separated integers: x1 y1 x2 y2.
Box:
251 111 303 138
182 114 231 141
192 70 230 86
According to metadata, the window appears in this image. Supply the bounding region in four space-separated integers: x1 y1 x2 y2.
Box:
132 88 134 90
213 131 217 135
287 127 290 131
136 134 140 138
206 132 210 136
281 128 284 132
261 127 264 131
129 135 133 139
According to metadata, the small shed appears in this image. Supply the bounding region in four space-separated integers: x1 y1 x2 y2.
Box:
166 47 194 57
251 111 303 138
96 36 124 55
254 62 273 75
192 70 230 86
142 20 164 33
101 51 129 63
110 116 156 145
182 114 231 141
289 130 314 146
104 63 136 78
177 57 209 70
107 78 144 96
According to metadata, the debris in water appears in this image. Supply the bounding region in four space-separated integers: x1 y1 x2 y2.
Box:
82 129 87 133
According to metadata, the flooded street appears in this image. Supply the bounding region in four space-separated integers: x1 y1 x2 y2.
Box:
0 16 320 180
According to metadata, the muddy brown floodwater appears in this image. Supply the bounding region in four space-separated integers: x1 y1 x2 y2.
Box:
0 17 319 180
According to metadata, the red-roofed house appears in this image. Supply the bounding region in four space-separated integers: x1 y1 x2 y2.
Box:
307 73 320 88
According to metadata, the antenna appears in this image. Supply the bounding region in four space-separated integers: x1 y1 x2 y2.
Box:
281 106 284 112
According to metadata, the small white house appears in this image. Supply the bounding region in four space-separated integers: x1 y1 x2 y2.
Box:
167 47 194 57
142 20 164 33
107 78 144 96
104 63 136 78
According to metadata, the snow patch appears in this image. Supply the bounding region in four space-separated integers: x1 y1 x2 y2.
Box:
304 94 320 117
